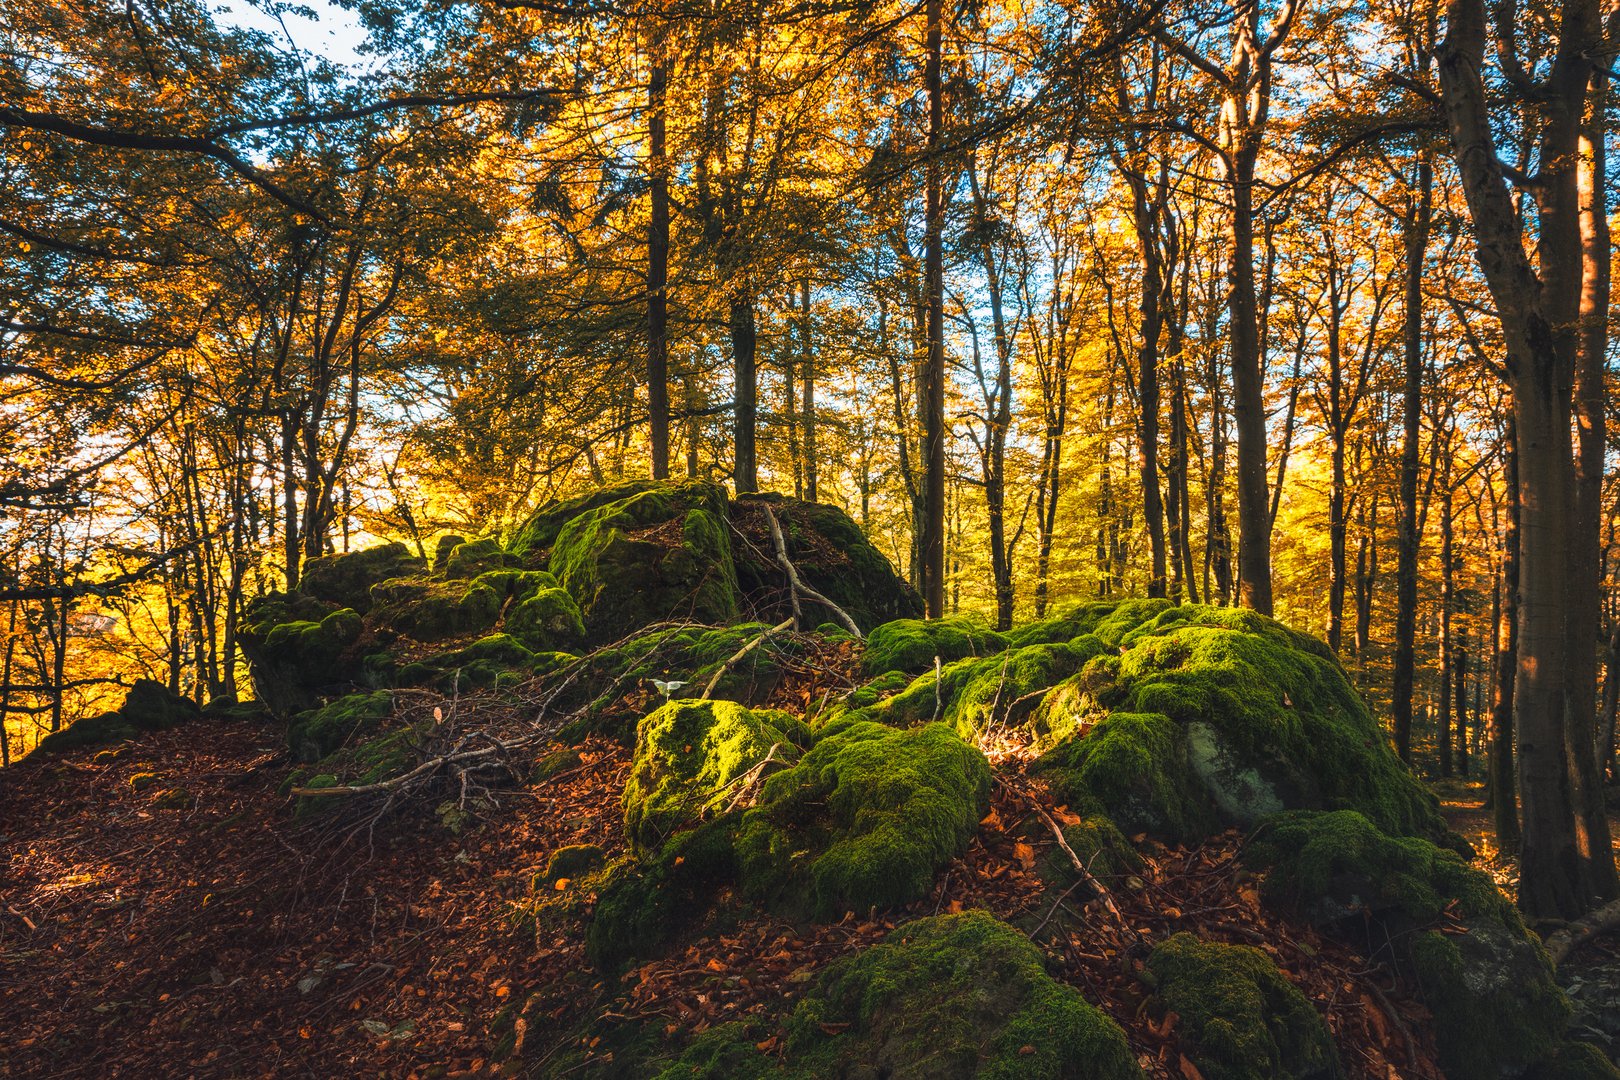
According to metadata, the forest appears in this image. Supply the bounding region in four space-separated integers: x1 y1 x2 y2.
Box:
3 0 1620 1076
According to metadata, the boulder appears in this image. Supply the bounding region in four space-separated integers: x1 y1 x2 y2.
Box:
299 542 425 613
1145 933 1338 1080
545 480 739 643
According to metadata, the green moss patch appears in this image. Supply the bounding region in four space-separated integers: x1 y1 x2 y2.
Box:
862 616 1008 676
871 641 1096 745
1030 603 1444 844
1146 933 1337 1080
624 699 808 854
587 819 740 968
784 911 1141 1079
1037 711 1213 842
299 542 425 613
246 607 363 714
287 690 395 763
735 721 990 920
548 481 739 643
1247 810 1570 1080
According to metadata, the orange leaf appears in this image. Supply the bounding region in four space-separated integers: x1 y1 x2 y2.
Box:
1014 842 1037 870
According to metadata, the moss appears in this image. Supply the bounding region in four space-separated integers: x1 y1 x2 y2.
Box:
129 771 161 792
1030 603 1444 843
510 478 668 555
1146 933 1337 1080
1040 815 1140 890
120 679 201 730
431 533 465 572
1036 711 1214 843
547 482 739 643
441 537 518 579
287 690 394 763
152 787 195 810
248 607 364 714
532 746 583 782
555 622 808 741
435 633 535 669
542 844 606 885
730 495 923 632
784 911 1141 1079
623 700 808 854
870 642 1092 744
588 818 740 968
366 579 503 642
1527 1044 1620 1080
650 1022 776 1080
735 721 990 920
1247 810 1570 1080
505 586 585 652
299 542 425 613
33 711 136 753
862 616 1008 676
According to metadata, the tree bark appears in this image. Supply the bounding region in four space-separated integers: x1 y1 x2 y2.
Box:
647 44 671 480
920 0 947 618
731 294 759 494
800 279 818 502
1392 153 1432 763
1491 420 1522 851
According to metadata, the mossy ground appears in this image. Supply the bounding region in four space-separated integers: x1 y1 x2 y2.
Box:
735 720 991 920
1246 809 1572 1080
1145 933 1338 1080
622 699 808 853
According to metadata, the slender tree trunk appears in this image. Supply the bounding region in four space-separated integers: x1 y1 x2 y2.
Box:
1392 154 1432 763
0 599 18 767
1440 466 1455 777
1228 150 1272 614
801 279 818 502
1457 638 1470 778
731 294 759 493
281 410 301 591
1492 424 1521 850
920 0 946 618
647 44 672 480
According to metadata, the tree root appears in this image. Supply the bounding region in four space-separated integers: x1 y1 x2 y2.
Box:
759 502 862 637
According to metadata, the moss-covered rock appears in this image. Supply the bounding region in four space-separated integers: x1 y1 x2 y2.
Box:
441 537 519 579
542 844 606 885
510 479 669 555
299 542 425 613
1527 1044 1620 1080
736 720 990 920
152 787 195 810
547 481 739 643
1031 603 1446 844
1247 809 1570 1080
505 585 585 652
243 606 363 714
587 819 739 968
871 641 1099 744
863 616 1008 676
33 680 204 754
367 577 504 642
1145 933 1338 1080
731 495 923 633
287 690 394 763
783 911 1141 1079
623 699 808 854
33 710 136 753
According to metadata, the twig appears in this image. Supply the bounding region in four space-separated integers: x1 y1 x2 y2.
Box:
998 777 1127 928
760 503 862 637
700 618 795 699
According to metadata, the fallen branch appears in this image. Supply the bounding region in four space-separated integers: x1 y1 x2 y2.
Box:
760 503 862 638
998 777 1127 928
701 618 796 699
1545 895 1620 966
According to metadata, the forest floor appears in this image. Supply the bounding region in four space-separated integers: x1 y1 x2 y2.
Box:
0 706 1516 1079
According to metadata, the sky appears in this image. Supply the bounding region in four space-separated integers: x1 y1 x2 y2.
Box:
212 0 371 69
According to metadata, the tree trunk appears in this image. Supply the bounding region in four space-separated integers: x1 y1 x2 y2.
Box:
1440 463 1455 777
801 279 818 502
1392 154 1432 763
646 45 672 480
920 0 946 618
731 293 758 494
1457 638 1470 778
1491 421 1522 851
1228 150 1272 614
